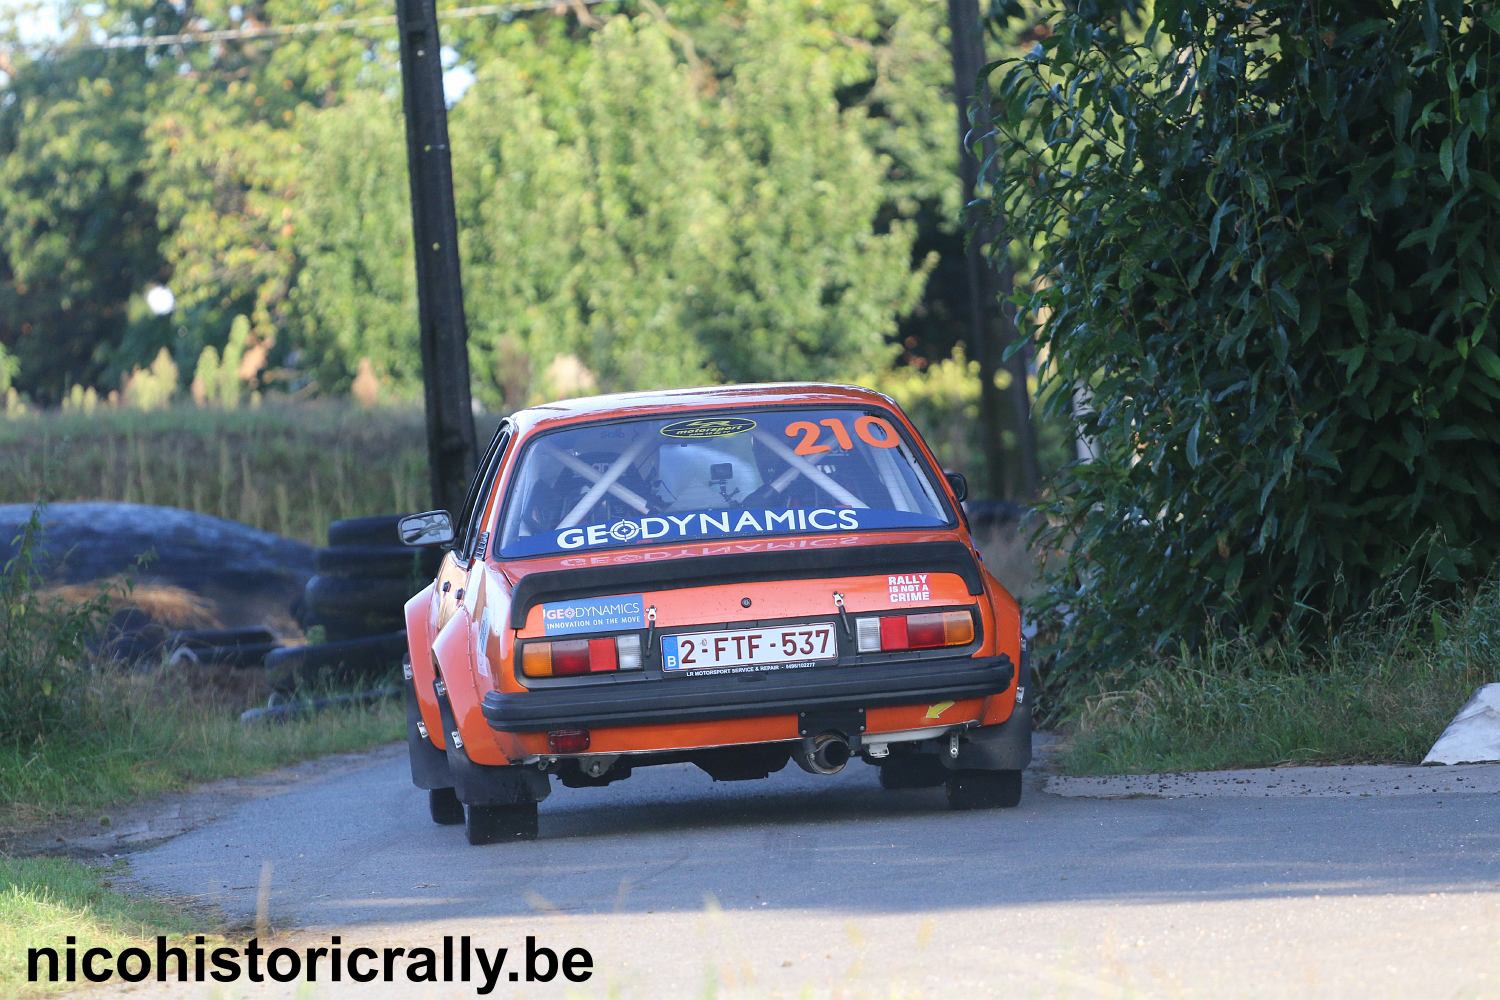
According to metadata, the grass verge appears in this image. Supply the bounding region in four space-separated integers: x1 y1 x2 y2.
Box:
1 856 216 997
0 670 402 836
1062 579 1499 775
3 510 404 836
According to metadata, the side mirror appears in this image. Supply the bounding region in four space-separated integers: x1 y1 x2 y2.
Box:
944 471 968 503
398 510 455 548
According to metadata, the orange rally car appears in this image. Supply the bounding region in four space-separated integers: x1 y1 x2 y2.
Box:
398 383 1031 844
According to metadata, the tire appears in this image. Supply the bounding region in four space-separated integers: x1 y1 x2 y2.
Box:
434 683 547 841
327 514 408 548
314 545 441 580
304 574 415 621
429 787 465 826
877 754 949 790
168 627 278 650
266 630 408 693
945 769 1023 810
168 640 280 669
464 802 538 844
312 615 408 643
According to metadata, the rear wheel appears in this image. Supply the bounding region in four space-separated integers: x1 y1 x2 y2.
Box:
464 802 539 844
945 769 1022 810
428 787 464 825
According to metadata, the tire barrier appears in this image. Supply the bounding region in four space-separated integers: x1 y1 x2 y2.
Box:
259 512 430 708
265 629 410 695
314 544 442 581
325 514 407 548
304 574 415 620
167 640 280 669
169 626 277 650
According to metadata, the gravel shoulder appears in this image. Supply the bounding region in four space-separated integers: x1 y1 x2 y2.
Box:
1047 760 1500 798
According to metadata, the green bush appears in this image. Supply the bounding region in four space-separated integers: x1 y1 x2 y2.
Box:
0 507 109 747
991 2 1500 691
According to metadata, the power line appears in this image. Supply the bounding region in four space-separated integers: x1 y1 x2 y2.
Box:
72 0 615 51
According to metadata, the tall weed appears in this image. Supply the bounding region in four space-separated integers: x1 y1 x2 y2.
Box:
0 507 110 747
1063 578 1500 774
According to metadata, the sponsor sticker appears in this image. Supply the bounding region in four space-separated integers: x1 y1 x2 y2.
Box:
541 594 646 636
660 417 757 440
505 507 945 557
888 573 931 604
475 607 493 677
557 507 857 551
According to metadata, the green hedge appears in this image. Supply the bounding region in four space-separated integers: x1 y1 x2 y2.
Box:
990 1 1500 690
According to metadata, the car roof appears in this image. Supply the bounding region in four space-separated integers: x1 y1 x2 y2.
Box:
504 382 901 436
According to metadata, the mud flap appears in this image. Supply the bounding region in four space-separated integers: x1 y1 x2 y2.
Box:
404 663 451 790
435 677 551 807
953 648 1032 772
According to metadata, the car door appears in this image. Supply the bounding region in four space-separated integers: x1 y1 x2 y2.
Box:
435 424 512 630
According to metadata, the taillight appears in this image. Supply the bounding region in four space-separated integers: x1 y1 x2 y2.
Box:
856 611 974 653
548 728 591 753
522 634 643 677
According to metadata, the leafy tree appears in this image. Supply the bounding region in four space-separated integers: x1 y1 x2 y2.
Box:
448 9 927 406
1 0 967 426
144 92 303 379
990 1 1500 687
0 45 166 400
133 0 394 383
290 92 419 396
696 2 930 382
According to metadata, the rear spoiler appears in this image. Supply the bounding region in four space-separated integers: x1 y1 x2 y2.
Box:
507 540 983 628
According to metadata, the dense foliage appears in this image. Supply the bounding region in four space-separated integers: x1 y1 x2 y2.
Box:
0 0 962 410
991 0 1500 685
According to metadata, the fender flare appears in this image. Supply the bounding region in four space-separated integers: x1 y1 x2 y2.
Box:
979 566 1023 725
430 610 509 765
404 584 444 749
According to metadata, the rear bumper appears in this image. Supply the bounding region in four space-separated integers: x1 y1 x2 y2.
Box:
481 654 1014 733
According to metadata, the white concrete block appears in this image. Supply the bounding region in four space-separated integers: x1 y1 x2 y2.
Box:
1423 683 1500 765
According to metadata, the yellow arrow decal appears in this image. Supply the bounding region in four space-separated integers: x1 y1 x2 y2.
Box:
924 700 955 720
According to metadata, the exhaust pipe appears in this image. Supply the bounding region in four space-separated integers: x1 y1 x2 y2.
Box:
794 732 852 775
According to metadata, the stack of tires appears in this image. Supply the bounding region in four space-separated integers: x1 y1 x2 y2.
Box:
166 627 280 669
266 515 439 697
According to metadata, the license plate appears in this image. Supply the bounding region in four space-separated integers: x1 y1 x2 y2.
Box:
661 623 838 672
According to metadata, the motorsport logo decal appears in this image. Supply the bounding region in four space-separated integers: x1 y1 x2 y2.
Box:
659 417 757 440
541 594 646 636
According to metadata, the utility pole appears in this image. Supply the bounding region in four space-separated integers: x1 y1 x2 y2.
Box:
947 0 1040 500
395 0 478 514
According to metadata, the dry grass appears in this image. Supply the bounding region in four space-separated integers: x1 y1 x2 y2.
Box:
972 522 1042 601
0 404 462 545
41 581 221 630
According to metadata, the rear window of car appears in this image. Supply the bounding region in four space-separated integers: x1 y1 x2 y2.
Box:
496 407 952 559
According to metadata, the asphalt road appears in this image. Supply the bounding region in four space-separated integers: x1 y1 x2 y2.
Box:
108 745 1500 998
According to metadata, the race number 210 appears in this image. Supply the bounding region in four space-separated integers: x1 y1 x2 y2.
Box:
785 416 899 456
